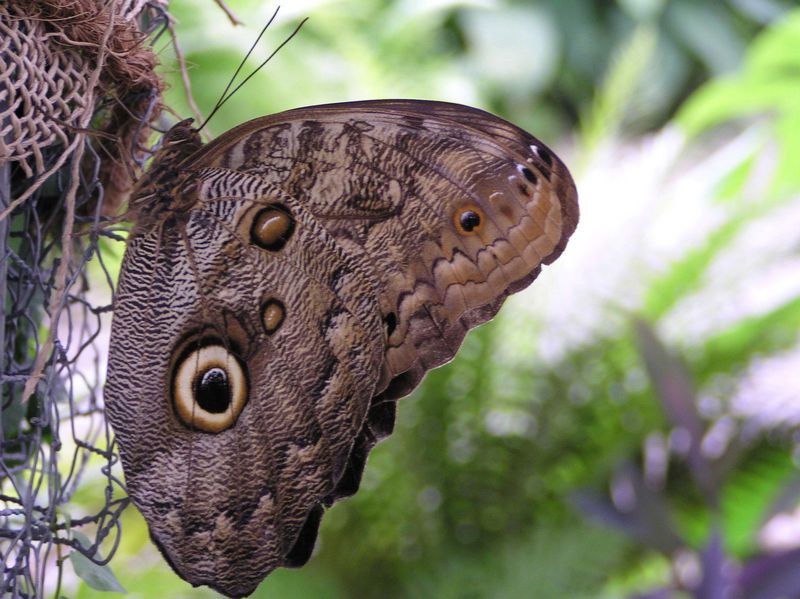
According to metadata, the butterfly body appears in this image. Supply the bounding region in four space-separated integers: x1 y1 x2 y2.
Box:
105 100 578 597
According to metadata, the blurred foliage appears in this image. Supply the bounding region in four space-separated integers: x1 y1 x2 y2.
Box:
70 0 800 597
575 321 800 597
160 0 791 142
678 8 800 194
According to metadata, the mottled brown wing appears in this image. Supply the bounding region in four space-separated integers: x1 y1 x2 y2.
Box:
104 100 577 598
193 100 578 499
106 178 385 596
197 99 578 396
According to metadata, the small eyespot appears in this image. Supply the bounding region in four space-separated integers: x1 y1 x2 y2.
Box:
529 143 553 168
461 211 481 231
261 299 286 335
172 343 248 433
538 147 553 167
251 205 295 251
517 165 538 185
454 205 484 235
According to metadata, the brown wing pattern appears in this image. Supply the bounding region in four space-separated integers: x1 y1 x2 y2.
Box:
197 100 578 395
104 100 578 597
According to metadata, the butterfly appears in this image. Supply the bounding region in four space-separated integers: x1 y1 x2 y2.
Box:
104 99 578 597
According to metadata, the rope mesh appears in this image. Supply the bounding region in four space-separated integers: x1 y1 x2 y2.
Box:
1 2 167 596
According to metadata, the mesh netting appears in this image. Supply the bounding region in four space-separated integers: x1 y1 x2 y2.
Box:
0 1 167 596
0 8 91 178
0 0 166 213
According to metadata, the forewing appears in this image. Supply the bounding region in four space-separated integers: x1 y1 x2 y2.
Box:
195 100 579 490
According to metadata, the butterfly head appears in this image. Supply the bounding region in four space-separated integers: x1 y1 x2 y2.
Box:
160 118 202 147
129 119 204 216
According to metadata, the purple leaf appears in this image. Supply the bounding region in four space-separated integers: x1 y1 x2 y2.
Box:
630 590 674 599
739 547 800 599
633 318 719 506
762 476 800 524
696 528 736 599
572 463 684 554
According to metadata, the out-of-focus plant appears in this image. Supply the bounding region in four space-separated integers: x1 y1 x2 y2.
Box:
577 319 800 599
571 9 800 597
163 0 789 141
677 8 800 195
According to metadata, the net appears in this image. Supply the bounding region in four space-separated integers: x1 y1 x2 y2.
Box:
1 1 166 596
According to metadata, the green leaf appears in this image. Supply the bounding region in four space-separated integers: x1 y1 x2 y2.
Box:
696 296 800 378
69 532 126 594
665 0 746 75
675 3 800 199
642 214 748 319
580 23 658 151
715 153 757 201
460 6 559 92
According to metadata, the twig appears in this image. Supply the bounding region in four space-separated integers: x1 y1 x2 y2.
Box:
213 0 242 26
166 19 209 139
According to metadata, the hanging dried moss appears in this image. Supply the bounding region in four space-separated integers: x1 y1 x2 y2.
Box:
0 0 165 211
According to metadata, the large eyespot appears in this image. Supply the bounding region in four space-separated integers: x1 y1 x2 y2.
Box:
172 343 248 433
251 204 295 251
454 205 485 235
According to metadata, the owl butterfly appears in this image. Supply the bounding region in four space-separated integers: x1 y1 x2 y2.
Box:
104 99 578 597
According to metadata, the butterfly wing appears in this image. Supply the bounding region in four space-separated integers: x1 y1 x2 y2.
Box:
197 99 577 396
195 100 579 499
105 100 577 597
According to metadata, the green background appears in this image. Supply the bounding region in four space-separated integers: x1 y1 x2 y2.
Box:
72 0 800 597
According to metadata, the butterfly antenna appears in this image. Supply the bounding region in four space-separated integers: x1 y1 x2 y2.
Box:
199 6 281 130
198 14 309 131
